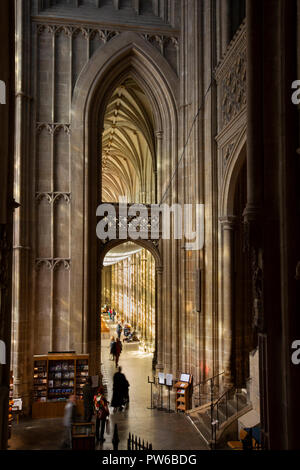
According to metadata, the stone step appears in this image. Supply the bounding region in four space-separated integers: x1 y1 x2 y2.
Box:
188 392 249 444
188 414 211 444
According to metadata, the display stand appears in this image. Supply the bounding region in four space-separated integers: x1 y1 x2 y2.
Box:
32 353 89 418
157 373 165 411
157 383 165 411
166 383 175 413
147 376 156 409
174 373 193 412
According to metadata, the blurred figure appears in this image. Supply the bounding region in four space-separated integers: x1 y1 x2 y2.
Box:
62 394 77 449
82 376 94 422
116 321 122 340
109 336 116 361
112 309 116 323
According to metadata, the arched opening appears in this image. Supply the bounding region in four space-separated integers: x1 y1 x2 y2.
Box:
220 136 254 391
70 31 178 376
101 241 156 354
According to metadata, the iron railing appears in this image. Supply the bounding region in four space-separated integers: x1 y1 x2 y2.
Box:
128 433 153 450
210 386 242 449
192 371 225 408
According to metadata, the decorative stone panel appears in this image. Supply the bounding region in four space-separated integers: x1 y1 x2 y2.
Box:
215 21 246 132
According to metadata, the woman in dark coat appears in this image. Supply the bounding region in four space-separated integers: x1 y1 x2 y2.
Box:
111 367 130 411
114 337 122 367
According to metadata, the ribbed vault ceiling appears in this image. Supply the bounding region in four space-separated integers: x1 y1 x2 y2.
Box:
102 78 155 204
103 242 143 266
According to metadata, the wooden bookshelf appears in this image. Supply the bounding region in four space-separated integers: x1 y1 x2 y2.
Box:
174 374 193 412
32 353 89 418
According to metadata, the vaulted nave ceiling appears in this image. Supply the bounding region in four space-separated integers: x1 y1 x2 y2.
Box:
102 78 155 204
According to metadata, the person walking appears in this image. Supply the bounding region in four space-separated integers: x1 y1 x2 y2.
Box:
116 321 122 340
111 367 130 411
112 309 116 323
94 386 109 443
114 337 122 367
82 376 94 422
61 394 77 449
109 336 116 361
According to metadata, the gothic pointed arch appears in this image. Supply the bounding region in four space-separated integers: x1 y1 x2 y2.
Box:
219 126 247 218
69 31 179 373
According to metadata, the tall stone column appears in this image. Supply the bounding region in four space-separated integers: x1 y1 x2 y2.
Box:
220 216 236 387
155 266 163 370
244 0 263 227
155 131 163 204
220 0 231 57
11 0 32 413
0 0 14 449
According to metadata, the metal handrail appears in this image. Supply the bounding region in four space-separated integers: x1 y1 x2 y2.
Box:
192 371 225 407
210 385 238 449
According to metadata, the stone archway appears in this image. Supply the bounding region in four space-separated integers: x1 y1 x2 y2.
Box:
219 128 247 386
70 31 179 375
99 238 162 368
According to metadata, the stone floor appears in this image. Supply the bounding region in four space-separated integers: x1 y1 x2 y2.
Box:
8 319 209 451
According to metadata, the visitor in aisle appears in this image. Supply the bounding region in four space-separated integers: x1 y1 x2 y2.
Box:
94 386 109 443
114 337 122 367
61 394 77 449
82 376 94 422
116 321 123 340
112 309 116 322
111 367 130 412
109 336 116 361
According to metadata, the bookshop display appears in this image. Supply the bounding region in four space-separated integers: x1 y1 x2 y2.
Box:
174 373 193 412
32 353 89 418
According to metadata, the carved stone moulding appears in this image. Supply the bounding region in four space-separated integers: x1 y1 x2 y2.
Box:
220 51 246 128
215 21 246 132
35 192 71 204
35 258 71 271
36 23 120 42
36 122 71 135
222 141 236 167
35 22 179 71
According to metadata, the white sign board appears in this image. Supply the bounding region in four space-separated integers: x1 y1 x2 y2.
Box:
166 374 173 386
158 373 165 385
180 373 190 383
12 398 22 411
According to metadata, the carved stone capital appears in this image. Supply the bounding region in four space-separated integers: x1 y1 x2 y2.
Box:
35 258 71 271
35 192 71 204
219 215 237 230
36 123 71 135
